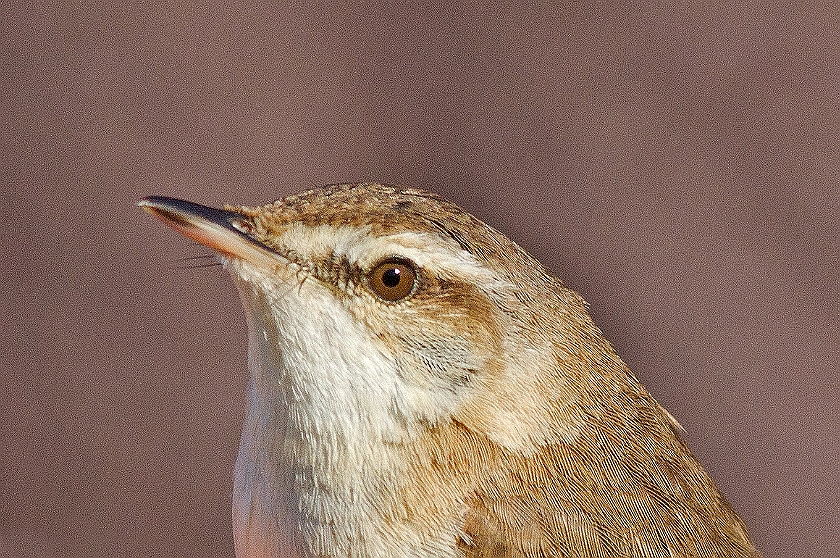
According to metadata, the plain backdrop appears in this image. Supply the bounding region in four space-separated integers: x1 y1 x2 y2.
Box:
2 2 838 557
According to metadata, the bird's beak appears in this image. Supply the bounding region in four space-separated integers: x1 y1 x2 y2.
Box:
138 196 279 266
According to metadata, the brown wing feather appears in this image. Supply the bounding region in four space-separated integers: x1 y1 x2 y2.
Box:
432 416 760 558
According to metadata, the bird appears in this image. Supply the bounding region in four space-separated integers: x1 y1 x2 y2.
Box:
139 183 760 558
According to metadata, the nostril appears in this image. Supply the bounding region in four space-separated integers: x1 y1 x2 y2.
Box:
231 218 254 235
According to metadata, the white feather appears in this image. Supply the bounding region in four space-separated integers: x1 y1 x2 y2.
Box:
225 255 462 558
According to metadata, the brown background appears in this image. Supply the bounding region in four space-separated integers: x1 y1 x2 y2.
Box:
2 2 838 557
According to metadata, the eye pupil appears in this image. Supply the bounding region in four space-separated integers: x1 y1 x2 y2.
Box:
367 259 417 301
381 267 401 288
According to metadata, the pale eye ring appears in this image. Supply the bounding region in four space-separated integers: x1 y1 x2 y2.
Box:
366 258 417 301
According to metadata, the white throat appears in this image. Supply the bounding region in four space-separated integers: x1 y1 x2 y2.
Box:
226 259 460 558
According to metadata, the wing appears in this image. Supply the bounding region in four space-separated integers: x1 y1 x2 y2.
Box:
447 420 760 558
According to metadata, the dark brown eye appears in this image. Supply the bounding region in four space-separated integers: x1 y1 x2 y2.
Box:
367 259 417 301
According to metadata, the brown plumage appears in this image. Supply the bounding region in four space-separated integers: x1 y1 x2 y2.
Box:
140 183 760 557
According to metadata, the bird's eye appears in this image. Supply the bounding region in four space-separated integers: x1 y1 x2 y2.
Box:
367 258 417 301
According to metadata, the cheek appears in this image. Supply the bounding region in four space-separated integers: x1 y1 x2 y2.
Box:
399 332 483 388
365 286 505 391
